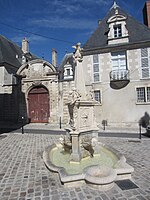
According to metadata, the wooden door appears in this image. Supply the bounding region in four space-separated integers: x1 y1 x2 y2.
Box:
28 87 49 123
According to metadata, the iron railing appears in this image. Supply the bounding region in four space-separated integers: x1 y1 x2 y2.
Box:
110 69 130 81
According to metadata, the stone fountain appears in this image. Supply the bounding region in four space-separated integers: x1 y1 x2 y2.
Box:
43 43 134 190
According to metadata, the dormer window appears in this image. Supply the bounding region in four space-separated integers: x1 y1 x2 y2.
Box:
107 10 129 45
114 24 122 38
63 63 73 80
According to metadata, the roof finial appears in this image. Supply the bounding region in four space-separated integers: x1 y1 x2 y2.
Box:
113 0 119 9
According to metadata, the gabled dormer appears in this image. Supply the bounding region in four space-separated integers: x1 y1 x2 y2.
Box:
107 3 129 45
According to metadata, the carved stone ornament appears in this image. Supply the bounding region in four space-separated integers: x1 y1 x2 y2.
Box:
67 89 81 129
32 81 42 86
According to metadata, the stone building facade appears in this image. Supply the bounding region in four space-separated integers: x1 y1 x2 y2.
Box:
60 2 150 130
17 59 59 124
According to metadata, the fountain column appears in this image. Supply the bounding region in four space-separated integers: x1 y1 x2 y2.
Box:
68 43 99 162
74 60 87 100
70 130 81 162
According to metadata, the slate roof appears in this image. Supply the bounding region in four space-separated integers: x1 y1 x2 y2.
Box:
59 53 74 69
83 4 150 51
0 35 37 68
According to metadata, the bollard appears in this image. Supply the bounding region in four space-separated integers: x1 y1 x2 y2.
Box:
21 116 24 134
60 117 62 129
139 123 142 139
102 120 107 131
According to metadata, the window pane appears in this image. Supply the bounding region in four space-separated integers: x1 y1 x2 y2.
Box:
66 69 70 76
147 87 150 102
94 73 99 82
113 24 122 38
111 51 126 71
93 55 99 63
112 59 118 68
93 64 99 72
94 91 101 102
136 88 145 102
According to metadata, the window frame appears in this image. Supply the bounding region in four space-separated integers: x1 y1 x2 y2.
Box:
92 54 100 83
136 86 150 104
111 51 127 80
94 90 101 103
140 48 150 79
113 24 122 38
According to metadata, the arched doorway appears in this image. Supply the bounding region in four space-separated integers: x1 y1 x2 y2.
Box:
28 86 49 123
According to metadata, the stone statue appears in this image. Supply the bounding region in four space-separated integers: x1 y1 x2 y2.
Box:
72 42 83 63
67 88 81 128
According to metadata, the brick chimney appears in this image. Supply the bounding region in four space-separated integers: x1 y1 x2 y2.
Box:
22 38 29 53
52 48 57 66
143 1 150 27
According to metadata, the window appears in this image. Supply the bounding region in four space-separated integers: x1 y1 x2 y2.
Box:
136 87 150 103
94 90 101 103
107 13 129 45
66 69 70 76
147 87 150 102
111 51 127 80
141 48 150 79
93 54 100 82
3 68 17 86
114 24 122 38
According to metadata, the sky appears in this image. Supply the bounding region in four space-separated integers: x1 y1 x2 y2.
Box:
0 0 147 65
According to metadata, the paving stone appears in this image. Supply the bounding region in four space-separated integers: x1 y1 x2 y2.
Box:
136 195 148 200
95 197 103 200
0 134 150 200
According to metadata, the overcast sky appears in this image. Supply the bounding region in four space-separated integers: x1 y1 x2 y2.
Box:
0 0 147 64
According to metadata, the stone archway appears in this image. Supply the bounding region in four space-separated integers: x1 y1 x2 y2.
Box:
28 86 49 123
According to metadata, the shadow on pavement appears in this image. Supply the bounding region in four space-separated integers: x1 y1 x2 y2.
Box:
142 133 150 138
0 122 25 134
0 135 7 139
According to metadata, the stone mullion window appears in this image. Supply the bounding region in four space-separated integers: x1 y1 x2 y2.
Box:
114 24 122 38
94 90 101 103
136 87 150 103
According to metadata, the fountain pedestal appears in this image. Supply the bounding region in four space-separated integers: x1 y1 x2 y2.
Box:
70 130 81 162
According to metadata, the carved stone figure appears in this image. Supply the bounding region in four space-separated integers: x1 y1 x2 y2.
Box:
72 42 83 63
67 88 81 128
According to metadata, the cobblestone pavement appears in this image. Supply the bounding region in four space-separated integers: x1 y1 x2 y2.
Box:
0 133 150 200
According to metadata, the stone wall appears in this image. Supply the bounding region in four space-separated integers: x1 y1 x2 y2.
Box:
81 48 150 129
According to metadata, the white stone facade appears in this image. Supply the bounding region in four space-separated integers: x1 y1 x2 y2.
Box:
80 48 150 129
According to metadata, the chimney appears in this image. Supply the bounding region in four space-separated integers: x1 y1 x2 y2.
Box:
143 1 150 27
52 48 57 66
22 38 29 53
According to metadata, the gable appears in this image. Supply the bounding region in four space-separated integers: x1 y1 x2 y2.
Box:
17 59 57 79
83 6 150 51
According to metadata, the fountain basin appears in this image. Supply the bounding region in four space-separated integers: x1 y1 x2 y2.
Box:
43 143 134 189
85 166 117 190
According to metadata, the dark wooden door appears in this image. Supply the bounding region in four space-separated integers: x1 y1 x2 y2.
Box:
28 87 49 123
